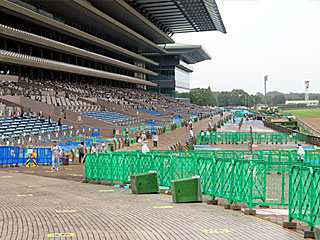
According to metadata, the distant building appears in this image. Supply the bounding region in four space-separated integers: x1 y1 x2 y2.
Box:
285 100 319 106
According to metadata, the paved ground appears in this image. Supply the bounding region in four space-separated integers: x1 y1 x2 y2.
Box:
213 120 313 150
120 113 229 151
0 117 314 239
0 171 306 240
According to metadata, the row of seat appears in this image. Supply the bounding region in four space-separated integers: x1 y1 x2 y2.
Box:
0 117 69 139
81 111 135 125
138 109 163 116
30 95 100 112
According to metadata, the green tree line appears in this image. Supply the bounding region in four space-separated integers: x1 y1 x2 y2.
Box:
175 87 320 107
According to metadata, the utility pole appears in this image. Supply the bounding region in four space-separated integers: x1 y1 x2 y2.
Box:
264 75 268 108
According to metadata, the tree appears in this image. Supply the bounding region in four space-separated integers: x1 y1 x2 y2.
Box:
189 87 217 106
229 89 249 106
270 94 286 106
175 92 190 98
217 91 231 107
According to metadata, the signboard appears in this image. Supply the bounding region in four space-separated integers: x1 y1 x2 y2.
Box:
92 128 100 137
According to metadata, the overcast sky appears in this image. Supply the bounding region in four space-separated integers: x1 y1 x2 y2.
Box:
172 0 320 94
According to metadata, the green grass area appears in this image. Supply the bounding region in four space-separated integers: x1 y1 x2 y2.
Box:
287 108 320 118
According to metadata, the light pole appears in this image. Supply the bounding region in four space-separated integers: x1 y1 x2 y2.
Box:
264 75 268 108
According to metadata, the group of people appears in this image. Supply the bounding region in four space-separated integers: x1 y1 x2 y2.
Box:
138 131 159 153
77 142 109 163
50 141 110 170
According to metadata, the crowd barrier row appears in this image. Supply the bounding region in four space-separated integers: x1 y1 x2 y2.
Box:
196 132 308 145
85 151 320 230
0 146 52 165
134 149 320 164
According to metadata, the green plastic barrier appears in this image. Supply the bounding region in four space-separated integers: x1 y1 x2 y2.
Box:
196 132 307 145
84 151 320 211
289 165 320 230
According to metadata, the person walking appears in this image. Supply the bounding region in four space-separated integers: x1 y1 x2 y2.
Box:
190 128 194 138
78 142 86 164
99 143 108 153
91 144 98 153
142 141 150 154
51 141 62 171
141 132 147 144
297 144 305 162
58 118 62 130
152 133 158 147
200 130 205 143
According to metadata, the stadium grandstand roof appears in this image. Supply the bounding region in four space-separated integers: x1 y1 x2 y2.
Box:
163 43 211 64
125 0 227 35
145 43 211 64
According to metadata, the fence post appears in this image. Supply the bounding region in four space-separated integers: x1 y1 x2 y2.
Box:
281 163 285 205
249 161 254 209
229 159 235 204
110 153 114 183
310 167 316 231
288 166 293 222
169 155 175 190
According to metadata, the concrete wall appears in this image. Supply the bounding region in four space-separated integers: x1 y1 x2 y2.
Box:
0 74 19 82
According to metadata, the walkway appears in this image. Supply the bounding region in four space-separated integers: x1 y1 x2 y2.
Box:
0 171 305 240
120 113 229 151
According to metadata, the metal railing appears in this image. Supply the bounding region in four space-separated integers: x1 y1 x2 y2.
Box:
84 150 320 230
296 117 320 137
289 165 320 230
196 132 307 145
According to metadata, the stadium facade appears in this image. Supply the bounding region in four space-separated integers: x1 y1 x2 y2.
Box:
0 0 225 90
146 43 212 95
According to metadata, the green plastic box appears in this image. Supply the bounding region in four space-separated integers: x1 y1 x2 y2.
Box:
171 176 202 203
130 171 159 194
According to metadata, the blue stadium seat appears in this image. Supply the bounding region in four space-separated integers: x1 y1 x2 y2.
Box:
0 117 71 139
138 109 163 116
81 111 135 125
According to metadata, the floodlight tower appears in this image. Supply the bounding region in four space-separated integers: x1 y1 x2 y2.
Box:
305 80 310 103
264 75 268 108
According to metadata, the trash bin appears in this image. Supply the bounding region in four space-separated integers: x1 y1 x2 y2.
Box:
171 176 202 203
130 171 159 194
62 155 69 165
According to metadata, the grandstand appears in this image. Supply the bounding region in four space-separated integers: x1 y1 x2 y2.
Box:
0 0 225 142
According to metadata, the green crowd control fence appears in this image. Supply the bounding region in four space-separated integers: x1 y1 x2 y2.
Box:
85 152 318 205
196 132 308 145
132 149 320 164
85 151 320 229
289 166 320 230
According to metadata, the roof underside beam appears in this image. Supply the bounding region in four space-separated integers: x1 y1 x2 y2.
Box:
126 0 226 34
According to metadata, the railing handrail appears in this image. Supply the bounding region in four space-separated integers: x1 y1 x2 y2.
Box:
295 117 320 137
